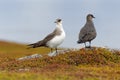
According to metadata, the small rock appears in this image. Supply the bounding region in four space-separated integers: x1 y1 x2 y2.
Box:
48 50 69 57
17 54 42 60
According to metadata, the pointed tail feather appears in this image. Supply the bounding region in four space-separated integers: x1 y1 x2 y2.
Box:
27 43 35 49
77 40 82 44
27 41 43 49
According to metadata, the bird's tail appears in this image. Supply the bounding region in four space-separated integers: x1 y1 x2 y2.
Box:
27 41 43 49
77 40 82 44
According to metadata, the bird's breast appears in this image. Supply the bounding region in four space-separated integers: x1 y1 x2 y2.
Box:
46 30 65 48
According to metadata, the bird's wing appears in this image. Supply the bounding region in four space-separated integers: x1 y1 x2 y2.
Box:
27 28 57 48
79 26 88 39
43 32 55 43
79 25 96 42
42 28 58 44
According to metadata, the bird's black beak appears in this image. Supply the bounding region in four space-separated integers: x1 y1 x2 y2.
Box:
93 16 95 18
54 21 57 23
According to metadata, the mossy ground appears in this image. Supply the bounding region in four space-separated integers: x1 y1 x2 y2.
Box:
0 41 120 80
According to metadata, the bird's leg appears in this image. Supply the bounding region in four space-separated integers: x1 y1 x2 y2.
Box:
51 48 53 53
85 42 91 48
84 43 87 53
84 43 87 48
89 41 91 48
55 48 58 53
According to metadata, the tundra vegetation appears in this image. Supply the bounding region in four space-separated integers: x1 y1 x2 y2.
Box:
0 41 120 80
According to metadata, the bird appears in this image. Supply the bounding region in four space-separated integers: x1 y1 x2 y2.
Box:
77 14 97 48
27 18 66 53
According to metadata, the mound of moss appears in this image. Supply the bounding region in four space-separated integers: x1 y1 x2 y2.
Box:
0 47 120 71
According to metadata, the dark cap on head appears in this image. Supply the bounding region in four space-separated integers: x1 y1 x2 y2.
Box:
87 14 95 18
55 18 62 23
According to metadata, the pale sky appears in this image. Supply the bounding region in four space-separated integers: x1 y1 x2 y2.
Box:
0 0 120 49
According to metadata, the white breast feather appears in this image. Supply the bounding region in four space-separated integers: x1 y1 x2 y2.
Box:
47 31 65 48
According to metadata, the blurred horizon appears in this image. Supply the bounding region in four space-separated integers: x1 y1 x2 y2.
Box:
0 0 120 49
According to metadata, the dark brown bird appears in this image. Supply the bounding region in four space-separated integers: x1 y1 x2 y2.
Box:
77 14 97 48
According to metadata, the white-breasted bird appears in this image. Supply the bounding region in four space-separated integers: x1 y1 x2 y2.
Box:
28 19 66 53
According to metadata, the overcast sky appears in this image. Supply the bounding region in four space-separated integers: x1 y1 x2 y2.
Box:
0 0 120 49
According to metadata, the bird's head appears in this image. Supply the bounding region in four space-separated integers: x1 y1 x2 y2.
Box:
87 14 95 21
54 18 62 24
